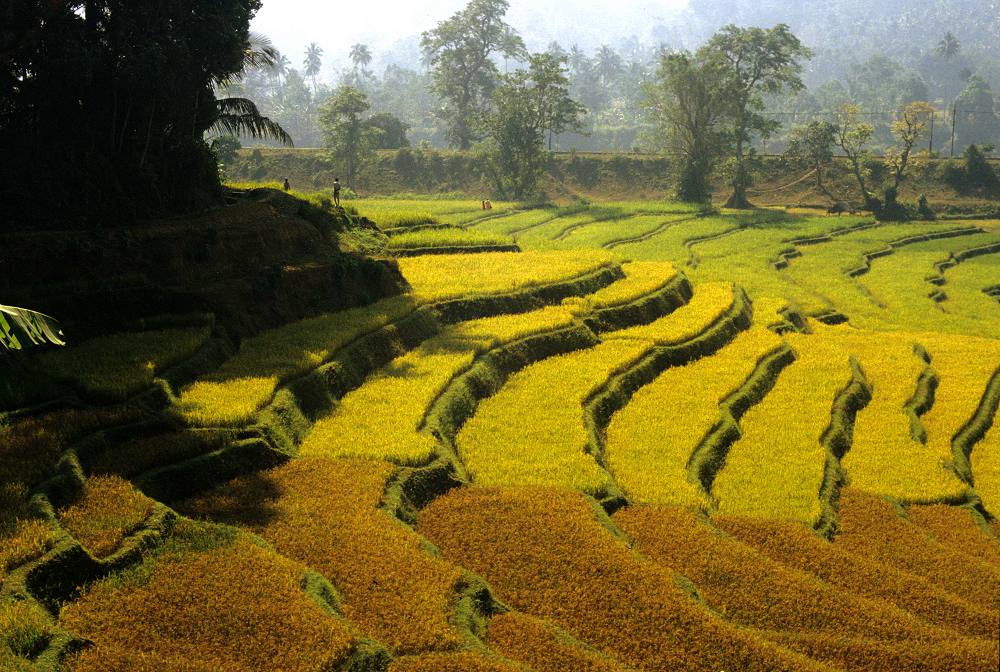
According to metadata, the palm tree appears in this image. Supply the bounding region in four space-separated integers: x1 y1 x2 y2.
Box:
269 51 291 95
937 32 961 60
568 45 590 76
304 42 324 93
350 43 373 84
1 305 64 353
595 45 623 88
212 32 293 146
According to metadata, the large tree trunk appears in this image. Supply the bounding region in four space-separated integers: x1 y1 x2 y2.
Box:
725 138 753 209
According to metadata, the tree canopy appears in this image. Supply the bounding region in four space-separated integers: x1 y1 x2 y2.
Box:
702 24 813 208
319 86 381 186
420 0 526 150
0 0 264 228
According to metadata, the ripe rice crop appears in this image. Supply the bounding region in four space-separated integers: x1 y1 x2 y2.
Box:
509 213 605 248
300 306 575 464
487 613 628 672
38 326 211 401
835 488 1000 611
716 514 1000 640
835 328 964 502
61 527 358 672
777 222 962 330
562 261 678 314
87 432 228 480
763 630 999 672
608 200 703 215
387 652 526 672
0 484 55 573
906 504 1000 568
469 209 561 236
417 486 828 672
595 216 737 264
712 332 854 523
0 405 145 492
398 250 615 303
58 475 156 558
856 233 1000 334
915 333 1000 496
355 199 509 229
607 281 734 344
1 598 52 664
972 421 1000 519
177 295 417 426
615 505 946 642
385 228 512 250
606 328 784 506
457 340 652 496
940 250 1000 323
686 215 871 313
544 215 690 251
180 458 465 655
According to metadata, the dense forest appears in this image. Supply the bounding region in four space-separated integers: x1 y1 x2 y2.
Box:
236 0 1000 153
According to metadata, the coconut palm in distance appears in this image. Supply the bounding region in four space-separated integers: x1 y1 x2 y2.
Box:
350 43 374 84
304 42 325 93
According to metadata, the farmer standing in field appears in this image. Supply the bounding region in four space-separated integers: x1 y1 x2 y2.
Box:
283 178 291 192
333 177 342 207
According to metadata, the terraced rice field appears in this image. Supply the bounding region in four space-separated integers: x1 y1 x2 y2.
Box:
4 198 1000 671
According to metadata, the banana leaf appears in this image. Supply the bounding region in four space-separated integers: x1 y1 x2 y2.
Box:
0 304 65 353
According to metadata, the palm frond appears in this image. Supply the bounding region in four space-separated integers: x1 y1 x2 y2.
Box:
212 97 294 146
0 304 65 353
245 32 279 71
215 31 280 87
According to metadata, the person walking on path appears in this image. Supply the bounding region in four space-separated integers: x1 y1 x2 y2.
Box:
333 178 342 207
283 178 291 192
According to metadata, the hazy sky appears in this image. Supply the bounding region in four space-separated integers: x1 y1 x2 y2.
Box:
252 0 690 77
